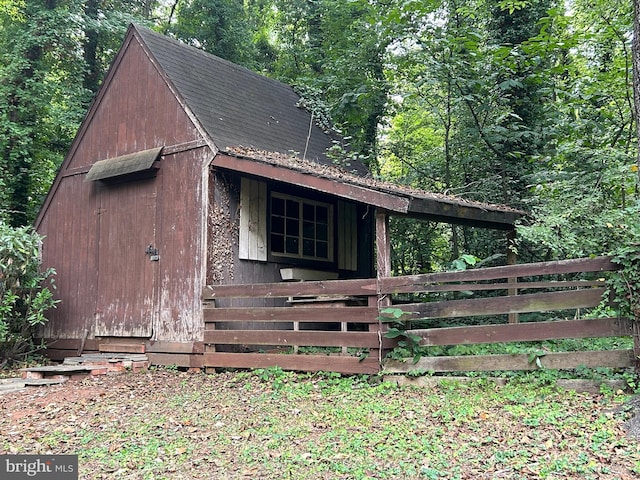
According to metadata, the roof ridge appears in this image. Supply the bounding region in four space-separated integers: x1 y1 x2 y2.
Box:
131 24 299 96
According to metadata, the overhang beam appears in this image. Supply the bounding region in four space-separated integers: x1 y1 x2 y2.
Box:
212 153 411 213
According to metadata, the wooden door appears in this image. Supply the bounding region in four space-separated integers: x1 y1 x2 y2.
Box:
94 178 158 337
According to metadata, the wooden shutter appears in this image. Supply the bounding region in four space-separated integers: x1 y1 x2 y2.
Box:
239 177 267 261
337 200 357 271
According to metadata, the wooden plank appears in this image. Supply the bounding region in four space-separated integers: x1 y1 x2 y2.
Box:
203 352 380 374
204 330 380 348
376 210 391 280
61 165 91 178
43 349 99 362
146 353 204 368
389 288 607 320
161 138 207 155
379 256 617 292
337 200 357 271
383 280 605 295
384 349 635 373
409 317 633 346
145 341 205 354
202 278 377 299
507 230 518 324
22 365 97 373
407 198 521 230
239 177 267 261
204 306 377 323
43 338 100 351
99 343 146 354
213 153 411 214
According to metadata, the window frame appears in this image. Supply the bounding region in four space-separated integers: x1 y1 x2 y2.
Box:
269 191 335 263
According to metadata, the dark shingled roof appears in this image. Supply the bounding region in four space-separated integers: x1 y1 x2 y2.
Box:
133 25 368 174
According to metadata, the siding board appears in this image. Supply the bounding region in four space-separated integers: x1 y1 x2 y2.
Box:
37 35 204 343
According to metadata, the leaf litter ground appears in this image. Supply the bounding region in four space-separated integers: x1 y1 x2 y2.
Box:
1 369 640 479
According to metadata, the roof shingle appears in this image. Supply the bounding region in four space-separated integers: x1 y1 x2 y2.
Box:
133 25 368 174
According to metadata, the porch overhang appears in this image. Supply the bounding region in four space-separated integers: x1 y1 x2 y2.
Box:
404 198 522 230
212 150 524 230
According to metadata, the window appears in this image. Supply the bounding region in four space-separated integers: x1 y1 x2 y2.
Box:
270 193 333 261
239 178 355 269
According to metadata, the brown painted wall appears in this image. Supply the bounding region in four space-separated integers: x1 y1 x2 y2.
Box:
38 35 207 343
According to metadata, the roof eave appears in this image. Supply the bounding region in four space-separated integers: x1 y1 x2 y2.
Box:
406 198 522 230
213 152 524 229
212 152 410 213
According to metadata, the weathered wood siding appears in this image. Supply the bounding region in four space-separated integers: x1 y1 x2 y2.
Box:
93 177 157 337
38 34 207 343
39 176 99 339
207 172 294 314
154 147 209 342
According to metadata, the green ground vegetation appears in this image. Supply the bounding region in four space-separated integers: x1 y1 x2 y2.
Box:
1 368 639 479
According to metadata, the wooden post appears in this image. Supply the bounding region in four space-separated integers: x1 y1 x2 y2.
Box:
372 209 391 369
507 230 519 324
375 209 391 299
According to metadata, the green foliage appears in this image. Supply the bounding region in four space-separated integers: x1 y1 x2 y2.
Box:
449 254 479 271
516 145 639 257
168 0 258 67
0 0 637 285
0 220 57 366
0 0 133 226
268 0 388 166
608 244 640 320
380 307 425 364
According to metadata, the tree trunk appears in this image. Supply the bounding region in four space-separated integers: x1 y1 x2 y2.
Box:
83 0 100 95
634 0 640 182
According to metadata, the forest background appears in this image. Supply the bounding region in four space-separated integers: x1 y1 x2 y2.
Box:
1 0 639 273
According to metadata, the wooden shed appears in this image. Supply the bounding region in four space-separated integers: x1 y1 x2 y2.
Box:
35 25 522 369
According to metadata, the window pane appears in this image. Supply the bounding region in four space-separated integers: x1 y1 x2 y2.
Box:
302 203 315 221
272 197 285 216
286 218 299 235
303 221 315 239
316 241 328 259
316 224 327 241
271 234 284 253
285 236 299 254
271 216 284 234
303 239 314 256
286 199 299 218
316 205 328 224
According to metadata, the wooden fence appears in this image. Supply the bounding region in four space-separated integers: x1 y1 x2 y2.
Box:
202 279 384 374
202 256 637 375
381 256 637 374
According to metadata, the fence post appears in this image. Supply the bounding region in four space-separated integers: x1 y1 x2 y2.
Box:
507 230 519 324
374 209 392 369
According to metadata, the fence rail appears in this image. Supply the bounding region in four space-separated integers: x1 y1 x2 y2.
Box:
202 256 636 375
380 256 636 375
202 279 381 374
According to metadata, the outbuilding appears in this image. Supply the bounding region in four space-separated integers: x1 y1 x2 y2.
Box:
35 25 521 369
